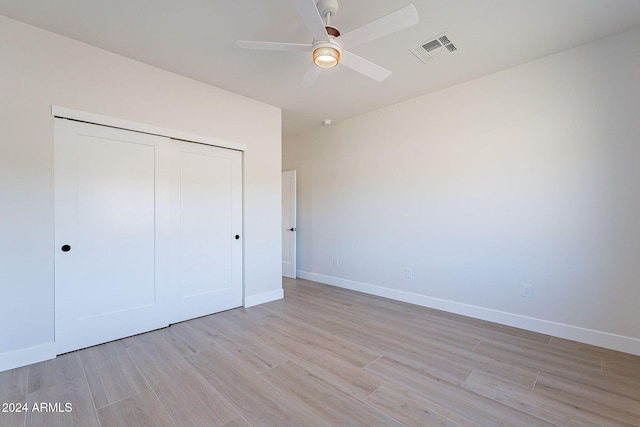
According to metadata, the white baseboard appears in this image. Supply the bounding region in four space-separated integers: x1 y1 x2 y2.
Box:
297 270 640 356
244 288 284 308
0 342 56 373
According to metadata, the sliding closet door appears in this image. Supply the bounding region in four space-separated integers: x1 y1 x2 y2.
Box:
55 119 243 354
54 119 171 354
169 140 243 324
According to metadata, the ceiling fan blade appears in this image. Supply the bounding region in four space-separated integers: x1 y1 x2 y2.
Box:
292 0 330 42
340 51 392 82
301 63 322 87
337 4 419 49
237 40 313 51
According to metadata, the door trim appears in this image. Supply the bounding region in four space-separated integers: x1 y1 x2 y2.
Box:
52 106 245 152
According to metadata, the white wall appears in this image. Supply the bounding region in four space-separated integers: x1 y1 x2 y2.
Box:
284 27 640 355
0 15 282 371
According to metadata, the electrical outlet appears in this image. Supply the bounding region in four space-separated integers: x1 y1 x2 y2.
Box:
405 268 413 279
332 257 339 267
521 283 532 298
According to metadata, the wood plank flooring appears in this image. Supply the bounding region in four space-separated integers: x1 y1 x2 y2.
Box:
1 277 639 426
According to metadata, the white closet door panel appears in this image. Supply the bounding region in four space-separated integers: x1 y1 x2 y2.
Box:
76 137 156 317
170 141 242 323
178 153 232 296
55 119 171 354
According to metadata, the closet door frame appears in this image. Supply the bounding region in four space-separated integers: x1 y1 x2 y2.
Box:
52 106 245 354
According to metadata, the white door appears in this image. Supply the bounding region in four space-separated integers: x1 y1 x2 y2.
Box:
54 119 172 354
282 170 296 278
55 119 243 354
169 140 243 324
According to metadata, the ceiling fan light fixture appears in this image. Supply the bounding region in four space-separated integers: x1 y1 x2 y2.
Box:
313 46 340 68
238 1 420 82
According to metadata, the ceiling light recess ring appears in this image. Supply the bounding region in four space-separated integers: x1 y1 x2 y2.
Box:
313 41 341 68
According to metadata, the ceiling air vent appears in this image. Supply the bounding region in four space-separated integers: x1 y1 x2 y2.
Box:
410 32 459 63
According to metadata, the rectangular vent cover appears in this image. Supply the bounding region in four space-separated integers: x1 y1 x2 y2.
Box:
410 32 459 63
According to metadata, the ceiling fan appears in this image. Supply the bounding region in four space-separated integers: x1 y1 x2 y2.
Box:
237 0 419 85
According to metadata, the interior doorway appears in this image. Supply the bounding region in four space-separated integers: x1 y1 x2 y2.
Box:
282 170 297 278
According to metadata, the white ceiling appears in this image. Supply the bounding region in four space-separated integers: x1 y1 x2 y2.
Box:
2 0 640 137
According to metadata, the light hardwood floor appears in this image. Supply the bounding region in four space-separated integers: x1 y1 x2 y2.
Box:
2 277 639 426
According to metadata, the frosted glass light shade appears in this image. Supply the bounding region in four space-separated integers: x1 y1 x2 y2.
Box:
313 46 340 68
